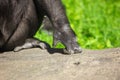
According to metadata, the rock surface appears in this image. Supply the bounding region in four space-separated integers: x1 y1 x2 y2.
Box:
0 48 120 80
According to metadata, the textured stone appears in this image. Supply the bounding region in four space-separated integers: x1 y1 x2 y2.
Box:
0 48 120 80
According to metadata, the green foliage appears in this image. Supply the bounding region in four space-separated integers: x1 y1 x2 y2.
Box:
35 0 120 49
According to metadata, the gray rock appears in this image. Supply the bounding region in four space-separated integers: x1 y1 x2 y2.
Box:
0 48 120 80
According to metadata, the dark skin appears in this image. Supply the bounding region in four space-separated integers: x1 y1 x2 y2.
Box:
0 0 82 54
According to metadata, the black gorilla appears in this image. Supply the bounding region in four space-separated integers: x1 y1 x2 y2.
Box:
0 0 82 54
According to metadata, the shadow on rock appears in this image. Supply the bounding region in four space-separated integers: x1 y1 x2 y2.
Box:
47 48 70 55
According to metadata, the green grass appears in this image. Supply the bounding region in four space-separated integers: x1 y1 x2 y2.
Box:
34 0 120 49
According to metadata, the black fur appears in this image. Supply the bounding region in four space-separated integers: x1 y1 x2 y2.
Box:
0 0 82 54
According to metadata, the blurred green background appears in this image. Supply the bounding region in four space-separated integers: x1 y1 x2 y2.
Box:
35 0 120 50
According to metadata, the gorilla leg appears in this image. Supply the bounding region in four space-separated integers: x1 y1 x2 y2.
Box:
6 0 49 52
0 0 48 52
36 0 82 54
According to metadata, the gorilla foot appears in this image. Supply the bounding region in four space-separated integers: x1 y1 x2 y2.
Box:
14 38 50 52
